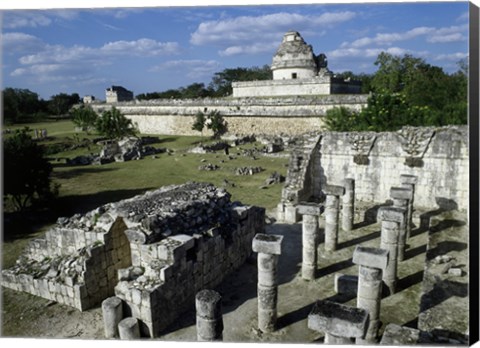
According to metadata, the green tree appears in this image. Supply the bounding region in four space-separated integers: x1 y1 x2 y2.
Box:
4 128 56 211
206 110 227 138
192 111 206 134
2 88 45 123
70 106 99 133
96 107 137 139
209 65 272 96
324 107 358 132
192 110 227 138
48 93 80 116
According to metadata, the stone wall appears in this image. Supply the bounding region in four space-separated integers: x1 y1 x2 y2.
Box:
232 77 331 97
232 77 362 97
2 216 131 311
279 126 469 221
92 95 368 136
2 183 264 337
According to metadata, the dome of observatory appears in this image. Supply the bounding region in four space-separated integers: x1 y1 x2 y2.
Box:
271 31 318 80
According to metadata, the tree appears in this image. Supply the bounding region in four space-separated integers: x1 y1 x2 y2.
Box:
2 88 46 123
48 93 80 116
70 106 99 134
192 110 227 138
4 128 56 211
192 111 206 134
209 65 272 96
96 107 137 139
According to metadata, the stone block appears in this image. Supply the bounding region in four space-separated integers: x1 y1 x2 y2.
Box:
284 204 299 223
124 229 147 244
399 174 418 185
334 273 358 296
377 206 406 223
169 234 195 250
252 234 283 255
308 300 369 338
352 246 389 270
297 202 324 216
380 323 420 345
390 187 413 200
324 184 345 197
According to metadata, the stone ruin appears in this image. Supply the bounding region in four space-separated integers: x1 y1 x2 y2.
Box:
67 136 165 166
2 124 470 344
2 182 264 337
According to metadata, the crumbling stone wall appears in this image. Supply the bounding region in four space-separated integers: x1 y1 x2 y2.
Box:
279 126 468 220
2 183 264 337
2 214 131 310
91 95 367 136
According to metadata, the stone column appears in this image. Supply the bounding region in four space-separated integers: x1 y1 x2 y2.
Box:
324 185 345 252
390 187 413 261
308 299 369 344
252 233 284 333
118 317 140 339
297 202 324 280
195 289 223 341
352 245 389 343
102 296 124 338
342 178 355 232
400 174 417 239
378 207 406 295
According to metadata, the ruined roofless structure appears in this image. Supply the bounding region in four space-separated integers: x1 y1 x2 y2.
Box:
232 30 362 97
2 182 265 337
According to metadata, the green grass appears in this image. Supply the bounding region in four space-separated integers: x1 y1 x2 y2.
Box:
2 119 289 268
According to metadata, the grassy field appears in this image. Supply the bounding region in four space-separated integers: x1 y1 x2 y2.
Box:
2 120 290 268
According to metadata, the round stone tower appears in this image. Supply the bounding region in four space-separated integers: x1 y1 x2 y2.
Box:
271 31 318 80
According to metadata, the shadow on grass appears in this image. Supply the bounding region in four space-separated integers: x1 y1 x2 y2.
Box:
52 166 118 180
337 230 381 250
398 270 425 292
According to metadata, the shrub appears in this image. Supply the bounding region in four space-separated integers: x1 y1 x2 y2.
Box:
96 107 137 139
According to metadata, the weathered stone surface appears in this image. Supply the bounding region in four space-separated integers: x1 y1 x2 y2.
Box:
377 206 406 223
324 184 345 197
352 246 389 270
399 174 418 185
380 323 420 345
308 300 369 338
118 317 141 340
334 273 358 296
102 296 123 338
196 290 223 341
297 202 324 216
390 187 413 200
252 234 283 255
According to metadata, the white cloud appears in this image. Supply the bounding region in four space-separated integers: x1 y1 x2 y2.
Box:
9 38 181 83
427 33 466 44
3 11 52 28
190 11 356 50
344 24 467 48
1 32 43 52
101 39 180 56
219 42 279 57
434 52 468 61
151 60 221 79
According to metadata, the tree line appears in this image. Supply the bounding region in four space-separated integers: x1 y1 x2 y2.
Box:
3 89 81 124
325 53 468 131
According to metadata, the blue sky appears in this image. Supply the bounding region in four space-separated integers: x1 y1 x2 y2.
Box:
1 1 470 100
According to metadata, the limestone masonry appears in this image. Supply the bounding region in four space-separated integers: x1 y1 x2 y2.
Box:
92 95 368 136
2 182 265 337
278 125 468 222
